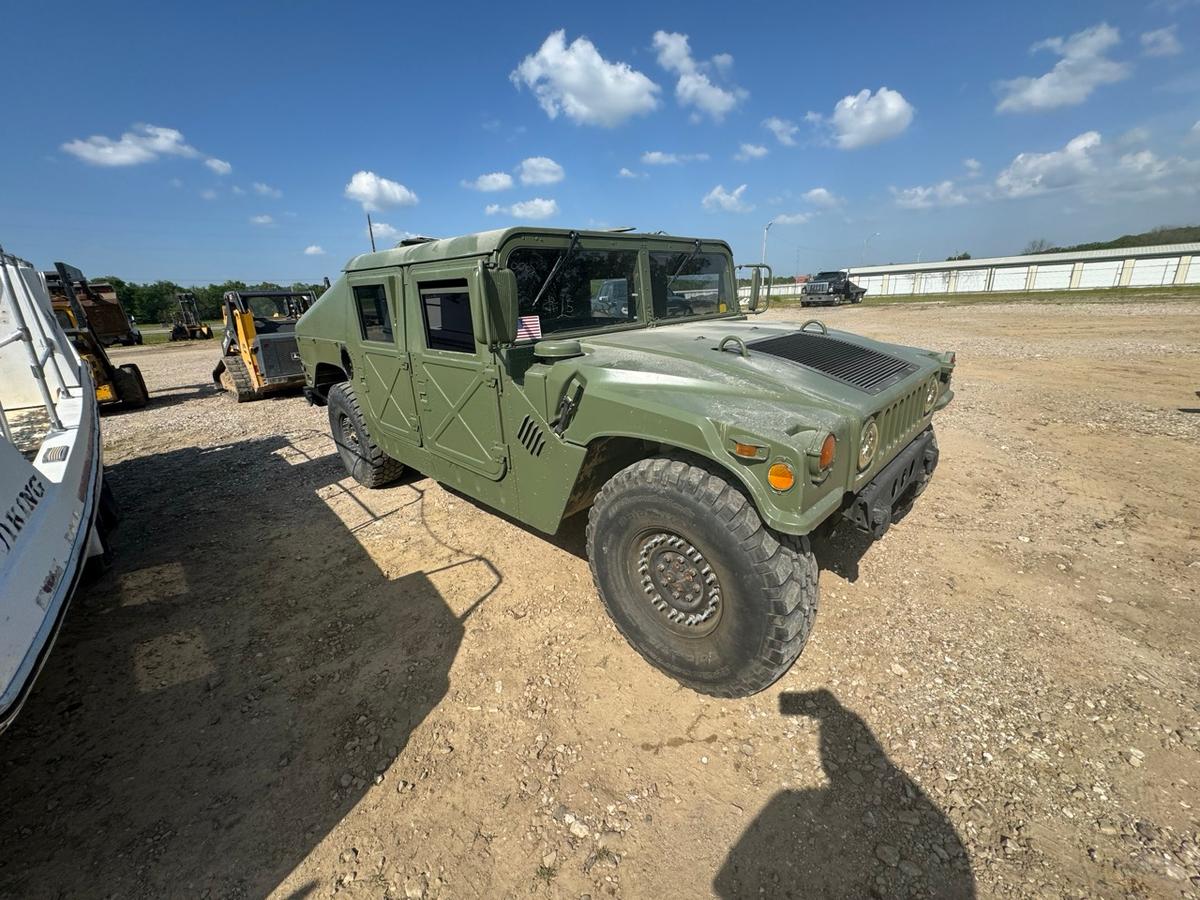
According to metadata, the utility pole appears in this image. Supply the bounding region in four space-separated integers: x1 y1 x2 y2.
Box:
761 220 775 265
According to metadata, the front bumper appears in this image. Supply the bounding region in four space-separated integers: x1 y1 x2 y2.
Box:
841 427 939 539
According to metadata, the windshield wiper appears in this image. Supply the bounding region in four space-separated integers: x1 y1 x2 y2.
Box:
665 239 702 293
531 230 580 313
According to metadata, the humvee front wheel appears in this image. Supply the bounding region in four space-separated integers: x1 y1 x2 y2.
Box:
586 457 818 698
326 382 405 488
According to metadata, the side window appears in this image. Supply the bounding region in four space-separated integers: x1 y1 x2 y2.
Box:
419 279 475 353
353 284 392 342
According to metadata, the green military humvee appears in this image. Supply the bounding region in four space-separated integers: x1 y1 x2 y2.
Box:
296 228 955 697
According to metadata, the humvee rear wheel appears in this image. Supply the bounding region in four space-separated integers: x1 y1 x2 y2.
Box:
586 457 818 698
326 382 405 488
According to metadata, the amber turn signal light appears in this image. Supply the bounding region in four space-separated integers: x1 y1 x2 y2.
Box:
733 441 763 459
818 434 837 471
768 462 796 491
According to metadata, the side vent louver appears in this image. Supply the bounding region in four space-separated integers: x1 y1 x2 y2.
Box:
517 415 546 457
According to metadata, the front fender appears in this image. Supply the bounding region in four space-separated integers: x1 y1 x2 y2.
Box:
559 368 846 536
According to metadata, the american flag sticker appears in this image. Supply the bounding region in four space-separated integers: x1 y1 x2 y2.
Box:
516 315 542 341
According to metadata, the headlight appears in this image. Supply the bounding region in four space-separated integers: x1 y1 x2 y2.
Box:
924 378 939 414
858 418 879 471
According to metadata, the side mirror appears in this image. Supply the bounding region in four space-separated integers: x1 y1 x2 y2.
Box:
482 264 519 344
736 263 773 314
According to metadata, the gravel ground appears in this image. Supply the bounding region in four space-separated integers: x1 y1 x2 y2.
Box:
1 296 1198 899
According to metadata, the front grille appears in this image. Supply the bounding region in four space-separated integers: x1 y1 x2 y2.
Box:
875 383 925 456
749 332 918 394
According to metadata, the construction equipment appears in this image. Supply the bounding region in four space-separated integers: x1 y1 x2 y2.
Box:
44 274 141 346
47 263 148 409
169 293 213 341
212 290 315 402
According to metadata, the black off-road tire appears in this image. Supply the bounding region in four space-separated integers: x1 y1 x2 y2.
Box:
586 456 818 698
327 382 404 488
114 363 148 408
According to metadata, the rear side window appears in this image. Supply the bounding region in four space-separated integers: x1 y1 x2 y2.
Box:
419 280 474 353
353 284 392 342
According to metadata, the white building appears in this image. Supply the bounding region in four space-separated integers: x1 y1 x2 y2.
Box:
846 242 1199 297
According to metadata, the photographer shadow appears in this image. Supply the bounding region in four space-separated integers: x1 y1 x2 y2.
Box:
714 690 975 899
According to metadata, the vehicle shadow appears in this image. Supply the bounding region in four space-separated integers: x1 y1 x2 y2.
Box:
714 689 975 899
0 436 492 898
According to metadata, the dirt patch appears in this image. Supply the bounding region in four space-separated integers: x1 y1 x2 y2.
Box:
2 298 1198 898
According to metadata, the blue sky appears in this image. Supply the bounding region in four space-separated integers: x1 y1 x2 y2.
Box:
3 0 1197 283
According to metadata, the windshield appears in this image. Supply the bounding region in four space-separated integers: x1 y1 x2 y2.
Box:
648 251 734 320
814 271 843 280
245 295 307 318
508 247 640 338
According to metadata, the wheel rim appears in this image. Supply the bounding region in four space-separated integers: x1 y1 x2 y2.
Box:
338 412 360 455
635 530 722 637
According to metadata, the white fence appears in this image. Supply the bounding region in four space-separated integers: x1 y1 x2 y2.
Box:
848 244 1198 298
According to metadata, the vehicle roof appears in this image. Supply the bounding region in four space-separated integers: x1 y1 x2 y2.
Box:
344 227 732 272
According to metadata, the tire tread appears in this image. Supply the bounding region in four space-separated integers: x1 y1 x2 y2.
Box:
586 454 818 698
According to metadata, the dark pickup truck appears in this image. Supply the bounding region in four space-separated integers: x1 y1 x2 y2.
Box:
801 270 866 307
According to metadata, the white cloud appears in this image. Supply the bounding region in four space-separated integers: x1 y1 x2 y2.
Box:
1117 127 1152 148
62 123 200 166
617 167 645 178
641 150 709 165
253 181 283 198
463 171 514 191
304 245 325 256
169 177 183 188
802 187 839 207
517 156 565 185
891 180 968 209
734 143 768 161
964 158 982 176
993 130 1200 202
773 212 810 225
250 214 275 225
205 157 232 175
511 30 660 127
368 222 402 242
994 131 1102 197
763 116 799 146
344 170 418 211
485 198 560 220
1141 25 1182 57
809 87 915 149
702 184 752 213
996 23 1130 113
200 189 217 200
232 185 245 195
652 31 745 122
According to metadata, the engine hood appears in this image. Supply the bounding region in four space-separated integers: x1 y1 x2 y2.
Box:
570 318 942 428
